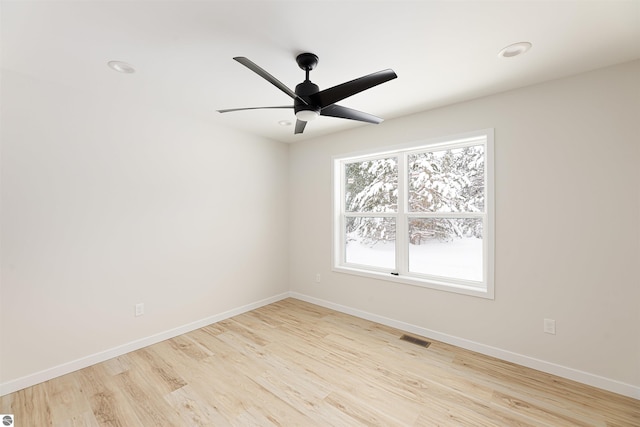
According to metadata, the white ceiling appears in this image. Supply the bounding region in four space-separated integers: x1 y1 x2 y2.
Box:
2 1 639 143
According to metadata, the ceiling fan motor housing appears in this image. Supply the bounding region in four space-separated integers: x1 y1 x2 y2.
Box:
294 80 321 117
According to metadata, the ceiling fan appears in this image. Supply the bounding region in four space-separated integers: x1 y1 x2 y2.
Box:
217 53 397 134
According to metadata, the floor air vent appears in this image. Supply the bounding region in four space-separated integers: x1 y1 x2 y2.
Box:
400 334 431 348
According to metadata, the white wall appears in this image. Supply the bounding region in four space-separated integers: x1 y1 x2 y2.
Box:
289 61 640 394
0 70 289 386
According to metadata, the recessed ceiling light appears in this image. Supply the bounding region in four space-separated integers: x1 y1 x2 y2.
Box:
278 120 292 126
107 60 135 73
498 42 532 58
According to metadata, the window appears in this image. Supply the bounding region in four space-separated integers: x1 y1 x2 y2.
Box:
333 129 494 298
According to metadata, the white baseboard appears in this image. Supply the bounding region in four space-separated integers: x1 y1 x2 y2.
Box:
0 292 290 396
290 292 640 400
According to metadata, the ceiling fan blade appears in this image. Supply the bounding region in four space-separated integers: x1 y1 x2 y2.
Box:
320 104 383 124
310 69 397 108
234 57 307 105
294 119 307 134
217 106 292 113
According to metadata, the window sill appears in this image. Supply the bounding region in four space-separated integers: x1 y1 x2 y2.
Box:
333 265 494 299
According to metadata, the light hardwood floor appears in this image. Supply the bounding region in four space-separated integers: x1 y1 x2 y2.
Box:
1 298 638 426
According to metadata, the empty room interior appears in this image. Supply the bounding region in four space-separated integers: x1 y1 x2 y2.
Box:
1 1 639 426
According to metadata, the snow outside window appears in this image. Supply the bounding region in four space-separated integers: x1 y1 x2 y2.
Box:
332 129 494 298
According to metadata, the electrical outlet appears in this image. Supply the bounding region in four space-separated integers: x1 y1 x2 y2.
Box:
135 303 144 317
315 273 321 283
543 318 556 335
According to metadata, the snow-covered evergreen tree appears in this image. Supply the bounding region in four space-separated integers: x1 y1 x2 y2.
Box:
345 145 484 246
408 146 484 213
345 158 397 245
345 158 397 213
408 146 484 243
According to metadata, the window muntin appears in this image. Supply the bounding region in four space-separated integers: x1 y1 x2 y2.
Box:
333 130 494 298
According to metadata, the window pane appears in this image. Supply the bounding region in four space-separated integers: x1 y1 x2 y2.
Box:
345 157 397 213
408 218 482 281
345 217 395 269
408 145 484 213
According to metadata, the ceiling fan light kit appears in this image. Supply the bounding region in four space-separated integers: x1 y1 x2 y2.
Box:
295 109 320 121
217 52 397 134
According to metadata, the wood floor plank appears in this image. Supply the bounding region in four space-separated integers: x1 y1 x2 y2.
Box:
45 374 94 425
111 368 183 426
76 364 144 427
53 411 101 427
164 385 230 426
2 383 52 426
100 356 131 377
324 390 407 426
2 297 638 426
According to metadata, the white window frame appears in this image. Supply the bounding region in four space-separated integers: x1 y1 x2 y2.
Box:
332 129 494 299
